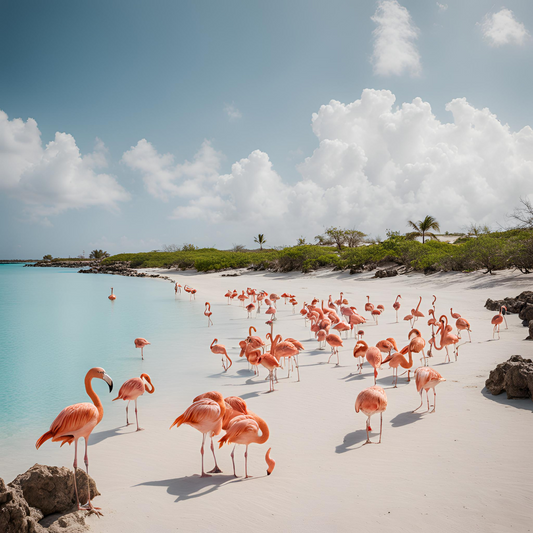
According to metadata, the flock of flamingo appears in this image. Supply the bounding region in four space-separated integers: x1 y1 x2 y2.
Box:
34 282 509 516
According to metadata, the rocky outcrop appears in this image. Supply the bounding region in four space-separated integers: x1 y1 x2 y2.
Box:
485 291 533 315
527 320 533 341
9 464 99 516
79 262 176 283
26 261 99 269
1 464 100 532
485 355 533 400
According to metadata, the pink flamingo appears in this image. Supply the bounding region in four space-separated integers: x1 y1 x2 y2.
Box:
134 338 150 359
219 413 275 478
113 374 155 431
382 348 413 387
108 287 116 301
364 296 374 315
175 283 181 294
265 305 276 320
353 340 368 374
225 290 232 304
333 321 351 339
170 391 226 476
257 353 280 392
211 339 232 371
403 313 414 327
492 306 506 339
204 302 213 326
450 308 461 319
393 295 402 322
246 302 256 318
456 316 472 342
246 326 265 350
413 367 446 413
366 346 382 385
371 308 382 324
326 333 343 365
434 316 459 362
355 386 388 444
357 330 365 341
36 367 113 516
412 297 424 322
317 329 327 350
269 334 300 380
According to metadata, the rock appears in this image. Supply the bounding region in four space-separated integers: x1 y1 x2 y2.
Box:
374 268 398 278
519 303 533 322
485 355 533 400
527 320 533 341
0 477 42 533
9 464 99 517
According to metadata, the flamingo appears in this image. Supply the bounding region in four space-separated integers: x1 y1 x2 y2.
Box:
364 296 374 315
246 302 256 318
225 290 232 304
382 348 413 387
108 288 116 301
113 374 155 431
175 283 182 294
326 333 343 366
371 308 382 324
204 302 213 326
403 313 414 327
355 386 387 444
434 316 459 362
406 328 427 366
412 297 424 322
265 305 276 320
246 326 265 350
211 339 232 371
413 367 446 413
222 396 249 431
492 306 506 339
353 340 368 374
257 353 280 392
36 367 113 516
450 308 461 319
134 338 150 359
268 334 300 380
456 316 472 342
393 295 401 322
357 330 365 341
317 329 327 350
333 321 351 339
170 391 226 477
219 413 275 478
366 346 382 385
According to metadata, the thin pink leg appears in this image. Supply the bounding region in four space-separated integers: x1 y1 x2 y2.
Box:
207 436 222 473
200 433 211 477
135 399 143 431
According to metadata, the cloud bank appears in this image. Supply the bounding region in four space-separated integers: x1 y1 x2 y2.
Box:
122 89 533 243
480 8 529 47
0 111 129 221
371 0 421 77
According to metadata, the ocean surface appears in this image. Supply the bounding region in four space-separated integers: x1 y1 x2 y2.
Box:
0 264 207 479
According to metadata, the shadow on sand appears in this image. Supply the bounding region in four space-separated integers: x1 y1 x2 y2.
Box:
389 410 424 427
89 426 136 446
481 386 533 412
335 429 371 453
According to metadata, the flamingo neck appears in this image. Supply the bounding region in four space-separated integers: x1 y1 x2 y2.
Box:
252 414 270 444
85 374 103 422
141 374 155 394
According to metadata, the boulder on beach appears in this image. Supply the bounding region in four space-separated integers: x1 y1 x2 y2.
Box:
485 355 533 400
484 291 533 317
0 476 42 533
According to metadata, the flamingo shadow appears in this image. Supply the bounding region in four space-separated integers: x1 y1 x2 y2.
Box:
136 474 236 502
335 429 370 453
89 426 131 446
240 391 262 400
389 411 423 427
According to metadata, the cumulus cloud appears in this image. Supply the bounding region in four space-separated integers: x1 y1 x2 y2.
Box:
224 103 242 121
436 3 448 12
0 111 129 220
122 89 533 243
371 0 421 77
480 8 529 47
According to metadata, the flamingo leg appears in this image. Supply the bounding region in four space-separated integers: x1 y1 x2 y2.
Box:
72 440 81 509
200 433 211 477
430 389 437 413
135 398 143 431
504 316 508 329
207 436 222 474
364 417 371 444
82 437 102 513
245 445 251 478
231 445 237 477
126 401 131 425
336 348 340 366
426 390 430 412
379 412 383 444
141 347 144 360
468 330 472 343
295 354 300 382
413 392 423 413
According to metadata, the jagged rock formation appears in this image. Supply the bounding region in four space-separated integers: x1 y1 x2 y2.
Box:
485 355 533 400
485 291 533 325
1 464 99 532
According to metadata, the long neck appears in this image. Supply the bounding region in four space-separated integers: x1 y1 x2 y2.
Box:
252 414 270 444
211 339 217 348
85 374 103 422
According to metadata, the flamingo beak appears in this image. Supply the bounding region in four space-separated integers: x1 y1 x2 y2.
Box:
102 373 113 393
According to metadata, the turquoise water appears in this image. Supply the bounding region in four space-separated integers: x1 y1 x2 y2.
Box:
0 264 207 474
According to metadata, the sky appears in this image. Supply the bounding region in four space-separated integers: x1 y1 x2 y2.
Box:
1 0 532 258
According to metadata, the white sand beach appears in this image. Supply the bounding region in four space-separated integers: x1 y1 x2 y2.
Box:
69 268 533 533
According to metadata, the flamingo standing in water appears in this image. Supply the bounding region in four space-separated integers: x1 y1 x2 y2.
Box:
204 302 213 326
219 413 275 478
36 367 113 516
113 374 155 431
108 288 116 301
492 306 506 339
211 339 232 371
134 338 150 359
413 367 446 413
355 386 388 444
170 391 226 476
393 295 401 322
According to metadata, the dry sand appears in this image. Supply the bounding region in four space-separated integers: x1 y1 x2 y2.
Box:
81 268 533 533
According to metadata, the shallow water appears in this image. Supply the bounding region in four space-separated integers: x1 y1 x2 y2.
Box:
0 264 204 475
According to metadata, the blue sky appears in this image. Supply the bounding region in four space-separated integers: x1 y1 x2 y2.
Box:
1 0 532 258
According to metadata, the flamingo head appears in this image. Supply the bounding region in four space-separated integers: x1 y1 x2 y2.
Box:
88 367 113 393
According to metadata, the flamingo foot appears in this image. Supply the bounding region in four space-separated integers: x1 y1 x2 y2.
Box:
200 473 212 478
207 466 222 474
136 427 145 432
78 503 103 517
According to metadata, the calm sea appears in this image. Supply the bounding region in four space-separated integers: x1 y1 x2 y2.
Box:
0 264 212 478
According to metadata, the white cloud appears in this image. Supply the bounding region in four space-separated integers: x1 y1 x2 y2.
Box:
480 8 529 47
371 0 421 77
436 3 448 12
122 89 533 243
224 103 242 121
0 111 129 220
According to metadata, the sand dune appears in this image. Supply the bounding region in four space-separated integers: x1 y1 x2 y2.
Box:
81 268 533 533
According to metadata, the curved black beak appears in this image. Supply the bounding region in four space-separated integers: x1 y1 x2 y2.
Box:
103 373 113 393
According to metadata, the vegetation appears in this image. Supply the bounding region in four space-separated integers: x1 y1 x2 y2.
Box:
407 215 441 243
315 227 367 250
89 249 110 259
43 255 52 261
254 234 266 250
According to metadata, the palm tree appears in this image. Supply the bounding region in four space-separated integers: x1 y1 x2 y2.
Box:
407 216 441 243
254 234 266 250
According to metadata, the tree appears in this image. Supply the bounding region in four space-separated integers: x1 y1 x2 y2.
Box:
181 243 198 251
315 227 346 250
296 236 307 246
466 223 491 236
510 197 533 229
345 229 367 247
406 215 441 243
254 234 266 250
232 244 246 252
89 249 110 259
162 244 180 252
43 254 52 261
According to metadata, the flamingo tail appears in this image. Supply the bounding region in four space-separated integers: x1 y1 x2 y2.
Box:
170 414 186 430
35 430 54 449
266 447 275 475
